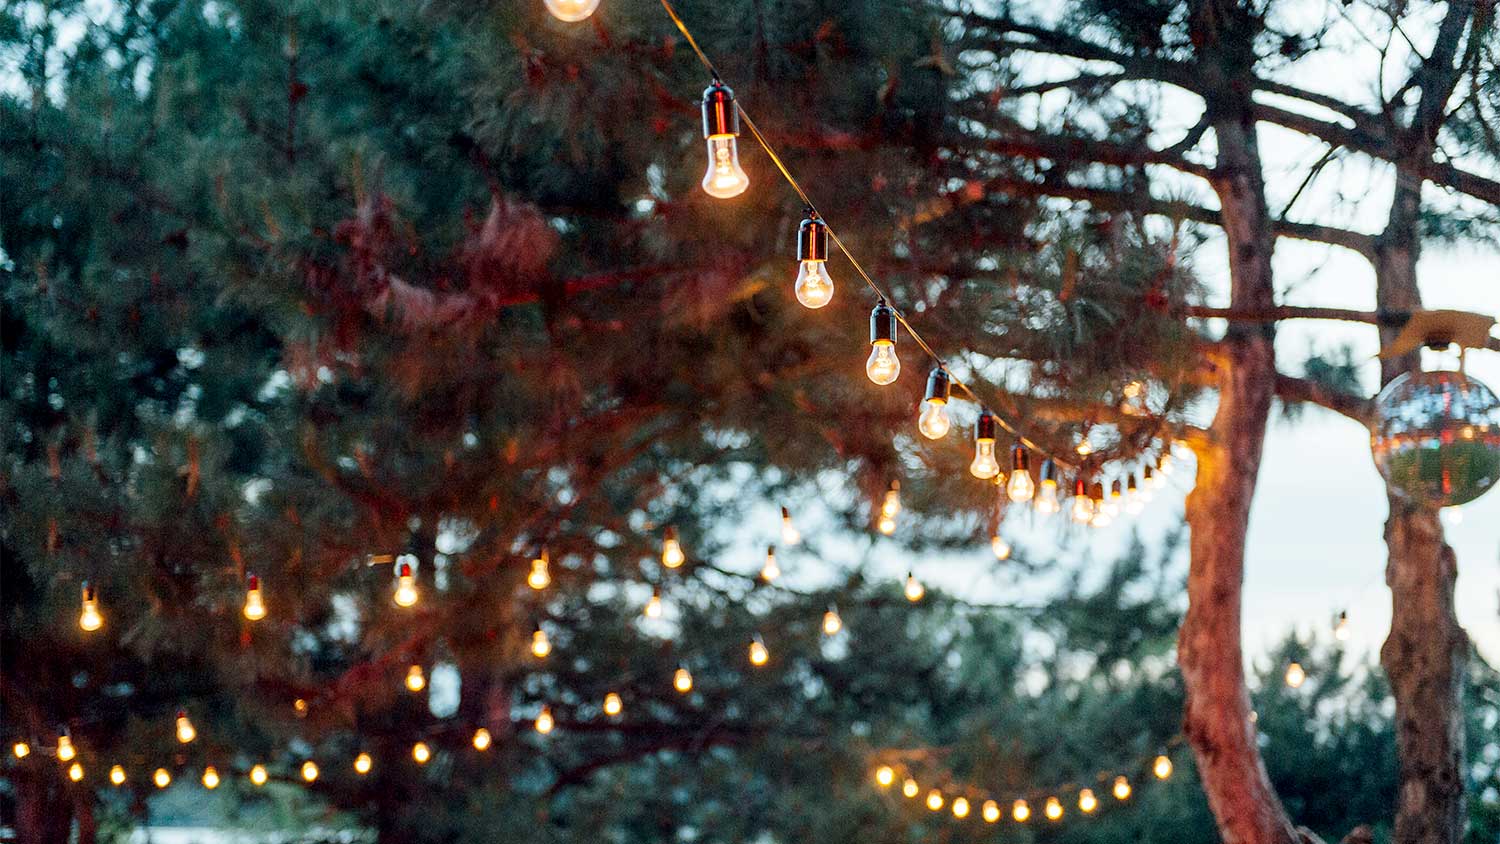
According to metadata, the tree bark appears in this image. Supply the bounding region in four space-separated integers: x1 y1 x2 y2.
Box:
14 767 75 844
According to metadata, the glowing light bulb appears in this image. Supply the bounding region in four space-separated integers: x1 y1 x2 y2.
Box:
661 527 685 569
874 765 895 787
822 605 843 636
67 762 83 781
673 667 694 693
881 482 901 518
1334 611 1350 641
175 711 196 744
543 0 600 22
952 796 970 819
904 572 924 603
1141 466 1157 499
700 83 748 198
354 752 372 774
970 412 1000 479
301 760 318 782
393 562 419 608
865 301 900 385
202 766 220 789
56 734 75 761
153 768 171 789
990 534 1011 561
531 627 552 659
527 552 551 590
877 515 896 535
1079 788 1098 813
918 369 952 439
1045 796 1063 820
780 506 801 546
982 799 1001 823
109 765 126 785
794 215 833 308
1071 478 1096 523
1285 661 1306 688
760 545 781 582
413 741 432 763
405 664 426 693
1153 755 1172 780
926 790 945 811
472 728 492 751
1007 445 1035 502
79 583 102 632
1035 460 1060 513
13 742 29 759
902 778 920 798
1104 480 1122 517
243 574 266 621
1012 799 1031 822
603 692 623 717
250 765 268 786
748 635 769 667
535 707 555 734
1112 776 1131 800
644 588 664 619
1125 474 1144 515
1159 452 1174 476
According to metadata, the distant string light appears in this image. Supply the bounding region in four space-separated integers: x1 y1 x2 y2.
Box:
748 635 770 667
175 711 197 744
472 728 493 751
535 708 555 735
202 766 221 789
393 562 419 608
919 370 953 439
780 507 801 546
56 734 75 761
603 692 624 717
822 605 843 635
243 574 267 621
413 741 432 763
109 765 126 785
354 752 373 774
699 81 749 198
794 213 834 309
661 527 685 569
405 665 426 693
904 572 925 602
760 546 781 583
969 412 1000 480
153 768 171 789
528 550 551 590
1284 661 1306 688
543 0 600 22
79 583 102 632
301 760 319 782
250 764 268 786
865 301 901 385
673 667 694 693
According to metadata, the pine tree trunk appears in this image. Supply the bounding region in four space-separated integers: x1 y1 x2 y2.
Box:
14 767 74 844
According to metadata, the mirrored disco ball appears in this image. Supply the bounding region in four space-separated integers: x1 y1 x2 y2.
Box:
1371 370 1500 507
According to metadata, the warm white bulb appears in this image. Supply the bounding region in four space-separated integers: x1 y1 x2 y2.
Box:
405 665 426 692
970 439 1000 479
393 573 419 608
1153 755 1173 780
1079 788 1098 813
952 797 970 819
79 591 102 632
68 762 84 782
250 765 268 786
902 778 919 798
661 535 685 569
535 708 555 734
109 764 126 785
702 137 749 198
926 790 945 811
990 535 1011 560
527 558 550 590
531 628 552 658
904 573 925 602
12 742 29 759
176 713 196 744
153 768 171 789
673 667 694 693
1112 775 1131 800
1285 661 1306 688
644 591 664 619
243 586 266 621
874 765 895 787
918 398 951 439
56 736 75 761
1012 800 1030 822
877 515 896 535
822 607 843 636
794 260 834 309
1072 494 1096 524
982 800 1001 823
881 488 901 519
1007 470 1035 503
760 547 781 582
1045 796 1063 820
543 0 600 22
413 741 432 762
603 692 623 717
472 728 492 751
1334 612 1351 641
354 752 373 774
301 761 318 782
780 510 801 546
865 340 900 385
1036 480 1060 514
748 637 769 667
202 766 220 789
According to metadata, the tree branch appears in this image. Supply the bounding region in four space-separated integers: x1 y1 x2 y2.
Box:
1273 373 1374 426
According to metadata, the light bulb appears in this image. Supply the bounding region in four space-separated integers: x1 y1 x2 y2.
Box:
109 765 126 785
405 664 426 692
1035 460 1060 513
79 583 102 632
543 0 600 22
202 766 220 789
56 735 75 761
250 765 268 786
982 799 1000 823
881 483 901 518
535 708 555 734
673 667 694 693
918 369 953 439
531 627 552 658
952 797 970 819
822 606 843 636
176 711 196 744
877 515 896 535
243 574 266 621
413 741 432 763
926 790 945 811
527 553 550 590
1159 452 1174 476
795 217 835 308
874 765 895 787
1125 475 1144 515
760 545 781 582
1071 478 1096 523
472 728 492 751
1104 480 1123 517
1012 799 1030 822
1007 445 1035 502
153 768 171 789
1334 611 1350 641
780 507 801 546
1079 788 1098 813
393 562 419 608
748 636 769 667
902 778 920 798
603 692 623 717
68 762 84 782
970 412 1000 479
866 301 900 385
1285 661 1306 688
1113 775 1131 799
990 534 1011 561
661 527 685 569
13 742 29 759
354 752 372 774
904 572 924 602
644 588 664 619
301 760 318 782
702 136 750 198
1141 465 1157 497
1153 755 1172 780
1044 796 1063 820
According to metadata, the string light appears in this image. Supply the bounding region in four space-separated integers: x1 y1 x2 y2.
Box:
68 762 84 782
969 412 1000 479
904 572 924 602
413 741 432 763
877 513 897 535
700 81 749 198
250 765 268 786
1036 460 1060 514
79 583 102 632
202 766 221 789
175 711 197 744
393 562 419 608
1112 775 1131 800
1079 788 1098 813
644 587 664 619
982 799 1001 823
1334 611 1351 641
1105 480 1123 518
1044 796 1064 820
925 789 945 811
603 692 624 717
918 369 953 439
109 765 126 785
1012 799 1031 822
866 300 901 385
1071 477 1096 523
1159 451 1175 476
472 728 493 751
153 768 171 789
1006 445 1035 502
1125 475 1144 515
874 765 895 787
794 213 834 309
543 0 600 22
301 760 319 782
56 734 75 761
12 742 28 759
748 635 769 667
1140 466 1156 500
531 626 552 659
1285 661 1306 688
990 534 1011 561
881 481 901 519
1090 482 1113 528
781 506 801 546
661 527 685 569
760 545 781 582
673 666 694 693
1153 755 1173 780
902 777 920 799
528 550 551 590
952 796 970 819
535 707 555 735
354 752 373 774
405 665 426 693
822 605 843 635
243 574 266 621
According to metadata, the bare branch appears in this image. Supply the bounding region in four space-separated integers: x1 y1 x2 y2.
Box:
1273 373 1374 426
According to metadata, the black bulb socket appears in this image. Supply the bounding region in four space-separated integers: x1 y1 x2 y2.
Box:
797 216 829 262
924 369 952 404
870 301 897 345
1011 444 1029 472
702 82 739 139
974 411 998 442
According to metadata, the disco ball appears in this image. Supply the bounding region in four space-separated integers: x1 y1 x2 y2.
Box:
1371 369 1500 507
